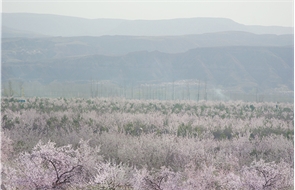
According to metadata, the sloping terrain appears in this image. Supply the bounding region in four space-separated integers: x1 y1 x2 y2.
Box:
2 46 293 92
2 14 293 95
2 31 293 61
2 13 293 37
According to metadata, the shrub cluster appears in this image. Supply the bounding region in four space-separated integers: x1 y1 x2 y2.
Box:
1 97 294 189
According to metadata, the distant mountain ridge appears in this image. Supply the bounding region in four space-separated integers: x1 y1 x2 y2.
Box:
2 46 293 93
2 26 50 38
2 13 293 95
2 31 293 63
2 13 293 37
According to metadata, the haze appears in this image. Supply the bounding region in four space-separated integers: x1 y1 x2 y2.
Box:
1 0 294 102
2 0 294 27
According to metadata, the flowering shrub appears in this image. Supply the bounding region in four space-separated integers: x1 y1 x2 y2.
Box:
1 97 293 189
2 140 101 189
94 162 132 189
241 159 293 190
1 131 13 163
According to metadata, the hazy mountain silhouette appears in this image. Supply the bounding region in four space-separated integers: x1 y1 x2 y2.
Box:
2 31 293 63
2 46 293 93
2 13 293 94
2 26 50 38
2 13 293 37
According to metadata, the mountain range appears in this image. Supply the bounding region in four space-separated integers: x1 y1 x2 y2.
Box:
2 44 293 92
2 31 293 60
1 13 294 96
2 13 293 37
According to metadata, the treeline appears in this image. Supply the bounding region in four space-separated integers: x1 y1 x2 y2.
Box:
2 80 294 103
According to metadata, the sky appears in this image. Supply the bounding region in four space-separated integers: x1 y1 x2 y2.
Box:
2 0 294 27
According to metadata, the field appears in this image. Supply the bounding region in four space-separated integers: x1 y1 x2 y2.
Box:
1 97 294 189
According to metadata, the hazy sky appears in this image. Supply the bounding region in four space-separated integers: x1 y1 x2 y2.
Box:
2 0 294 27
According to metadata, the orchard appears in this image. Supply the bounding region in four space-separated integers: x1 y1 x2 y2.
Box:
1 97 293 189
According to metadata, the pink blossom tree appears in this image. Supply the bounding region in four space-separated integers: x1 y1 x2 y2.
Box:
2 140 100 189
241 159 293 190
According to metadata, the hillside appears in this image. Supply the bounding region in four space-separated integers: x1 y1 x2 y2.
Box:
2 14 293 96
2 46 293 93
2 13 293 37
2 26 49 38
2 31 293 61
